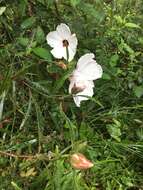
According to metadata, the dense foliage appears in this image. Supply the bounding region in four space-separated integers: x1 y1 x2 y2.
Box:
0 0 143 189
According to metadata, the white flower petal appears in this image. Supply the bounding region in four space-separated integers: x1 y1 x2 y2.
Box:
73 81 94 107
77 82 94 98
77 53 95 70
51 47 64 59
61 46 76 62
68 34 78 50
79 62 103 80
57 23 71 39
69 78 94 107
73 96 81 107
46 31 62 48
75 53 103 80
69 77 75 94
68 47 76 62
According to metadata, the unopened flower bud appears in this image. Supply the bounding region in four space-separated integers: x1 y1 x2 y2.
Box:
70 153 94 170
58 61 67 70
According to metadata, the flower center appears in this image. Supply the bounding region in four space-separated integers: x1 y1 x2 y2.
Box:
63 40 69 47
71 84 86 94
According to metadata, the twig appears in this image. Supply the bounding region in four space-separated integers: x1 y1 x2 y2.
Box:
54 1 62 22
0 150 37 159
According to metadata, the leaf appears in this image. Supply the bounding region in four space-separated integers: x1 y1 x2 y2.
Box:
52 69 72 93
19 93 32 130
79 122 93 140
102 73 111 80
114 15 124 24
124 22 140 29
0 91 6 121
107 123 121 142
21 17 36 29
30 81 50 94
119 39 134 54
30 168 49 188
81 3 105 23
11 182 22 190
133 86 143 98
33 97 45 151
64 120 76 129
12 63 35 79
36 26 45 43
32 47 52 61
47 65 62 73
138 37 143 45
17 37 29 47
0 6 6 16
109 54 119 67
37 0 45 5
70 0 81 6
7 139 37 151
61 110 77 142
20 168 37 177
18 0 28 17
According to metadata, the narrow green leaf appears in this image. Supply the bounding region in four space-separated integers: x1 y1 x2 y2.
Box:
107 124 121 142
0 91 6 121
70 0 81 6
36 26 45 43
114 15 124 24
18 0 28 17
31 81 50 94
12 63 35 79
32 47 52 61
124 22 140 29
102 73 111 80
21 17 36 29
79 122 93 140
119 39 134 54
11 181 22 190
109 54 119 67
134 86 143 98
0 6 6 16
19 93 32 130
33 97 45 151
17 37 29 47
53 69 72 93
7 139 37 151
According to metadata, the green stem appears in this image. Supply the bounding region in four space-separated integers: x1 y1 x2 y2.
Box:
66 46 69 63
54 1 62 22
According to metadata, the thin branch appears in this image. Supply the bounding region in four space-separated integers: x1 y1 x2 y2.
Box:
0 150 37 159
54 1 62 22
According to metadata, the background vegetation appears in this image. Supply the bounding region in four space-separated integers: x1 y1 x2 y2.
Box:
0 0 143 189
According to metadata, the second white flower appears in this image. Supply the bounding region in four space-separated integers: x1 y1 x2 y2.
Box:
69 53 103 107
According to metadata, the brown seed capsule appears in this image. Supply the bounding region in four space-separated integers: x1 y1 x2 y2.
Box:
58 61 67 70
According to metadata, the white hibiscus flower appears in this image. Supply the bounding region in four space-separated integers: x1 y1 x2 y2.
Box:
69 53 103 107
46 23 78 62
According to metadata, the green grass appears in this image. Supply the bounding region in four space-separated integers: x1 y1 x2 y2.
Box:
0 0 143 189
